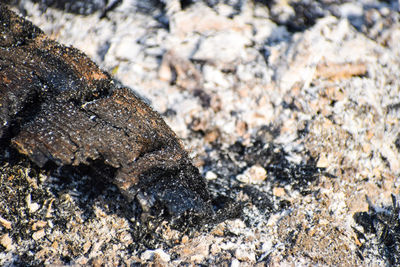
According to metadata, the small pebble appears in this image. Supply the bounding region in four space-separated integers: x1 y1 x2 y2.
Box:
141 248 171 262
273 187 285 197
26 194 40 213
191 254 205 263
317 154 329 168
235 246 256 262
32 220 47 231
181 235 189 244
205 171 218 180
0 216 12 229
0 233 12 250
231 258 240 267
82 241 92 254
32 229 45 241
211 223 225 236
236 165 267 184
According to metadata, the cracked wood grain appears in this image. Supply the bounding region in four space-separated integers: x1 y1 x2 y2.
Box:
0 4 213 226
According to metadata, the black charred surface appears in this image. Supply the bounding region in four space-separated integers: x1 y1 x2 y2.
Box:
208 126 322 192
268 0 326 33
395 134 400 152
0 4 219 232
354 195 400 266
203 126 323 221
32 0 108 15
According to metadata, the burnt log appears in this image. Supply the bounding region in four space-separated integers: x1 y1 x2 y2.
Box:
0 4 213 227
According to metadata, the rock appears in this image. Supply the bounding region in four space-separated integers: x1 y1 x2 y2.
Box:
0 234 12 251
31 220 47 231
174 235 212 263
32 229 46 241
159 50 202 91
234 245 256 262
236 165 267 184
170 3 249 36
272 187 285 197
112 34 142 62
26 194 40 213
0 217 12 230
205 171 218 181
316 154 329 168
141 248 171 262
192 31 251 66
231 258 240 267
270 17 377 93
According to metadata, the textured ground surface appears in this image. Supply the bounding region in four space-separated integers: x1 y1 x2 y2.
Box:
1 0 400 265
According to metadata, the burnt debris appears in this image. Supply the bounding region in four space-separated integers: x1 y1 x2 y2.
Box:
6 0 114 15
354 195 400 265
0 4 218 230
202 126 324 224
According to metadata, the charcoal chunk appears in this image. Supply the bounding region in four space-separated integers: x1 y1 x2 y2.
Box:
0 4 213 227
